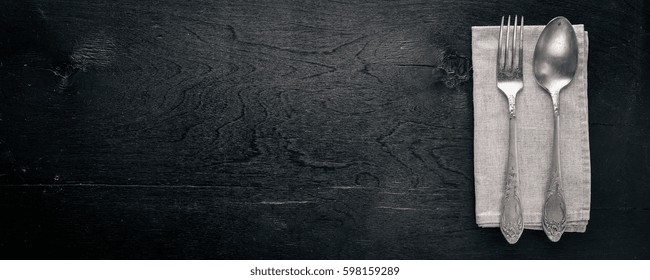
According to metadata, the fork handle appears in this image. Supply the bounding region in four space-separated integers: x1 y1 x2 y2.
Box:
543 110 567 242
500 108 524 244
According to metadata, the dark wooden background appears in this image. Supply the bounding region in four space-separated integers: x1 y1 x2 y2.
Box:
1 0 648 259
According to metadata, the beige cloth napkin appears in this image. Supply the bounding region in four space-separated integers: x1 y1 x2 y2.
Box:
472 25 591 232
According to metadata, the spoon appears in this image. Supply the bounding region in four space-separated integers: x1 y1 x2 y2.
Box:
533 16 579 242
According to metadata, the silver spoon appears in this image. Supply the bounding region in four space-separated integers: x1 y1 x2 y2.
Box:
533 16 579 242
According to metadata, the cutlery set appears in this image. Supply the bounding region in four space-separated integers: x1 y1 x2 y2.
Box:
496 16 579 244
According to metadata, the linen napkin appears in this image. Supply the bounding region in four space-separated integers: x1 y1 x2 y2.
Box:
472 25 591 232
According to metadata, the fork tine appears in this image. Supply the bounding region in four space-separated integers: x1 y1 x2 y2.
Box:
497 16 504 70
505 15 511 70
519 16 524 69
511 15 517 70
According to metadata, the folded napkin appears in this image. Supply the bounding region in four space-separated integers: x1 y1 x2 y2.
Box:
472 25 591 232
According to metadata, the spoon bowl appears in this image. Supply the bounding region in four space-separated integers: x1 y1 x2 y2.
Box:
533 17 579 96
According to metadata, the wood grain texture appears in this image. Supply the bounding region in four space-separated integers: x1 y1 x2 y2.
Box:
1 0 649 259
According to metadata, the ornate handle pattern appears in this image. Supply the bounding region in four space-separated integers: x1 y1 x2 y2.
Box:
542 109 566 242
500 110 524 244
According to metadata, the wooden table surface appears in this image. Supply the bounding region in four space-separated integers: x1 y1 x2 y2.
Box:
1 0 648 259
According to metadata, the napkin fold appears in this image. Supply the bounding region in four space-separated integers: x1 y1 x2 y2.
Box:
472 25 591 232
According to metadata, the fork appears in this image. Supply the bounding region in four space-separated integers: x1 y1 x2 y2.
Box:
496 15 524 244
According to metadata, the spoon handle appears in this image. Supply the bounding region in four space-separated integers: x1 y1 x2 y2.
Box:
500 108 524 244
543 103 567 242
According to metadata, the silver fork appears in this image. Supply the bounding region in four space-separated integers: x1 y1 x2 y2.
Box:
497 15 524 244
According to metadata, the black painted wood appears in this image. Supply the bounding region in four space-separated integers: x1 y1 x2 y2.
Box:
1 0 649 259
